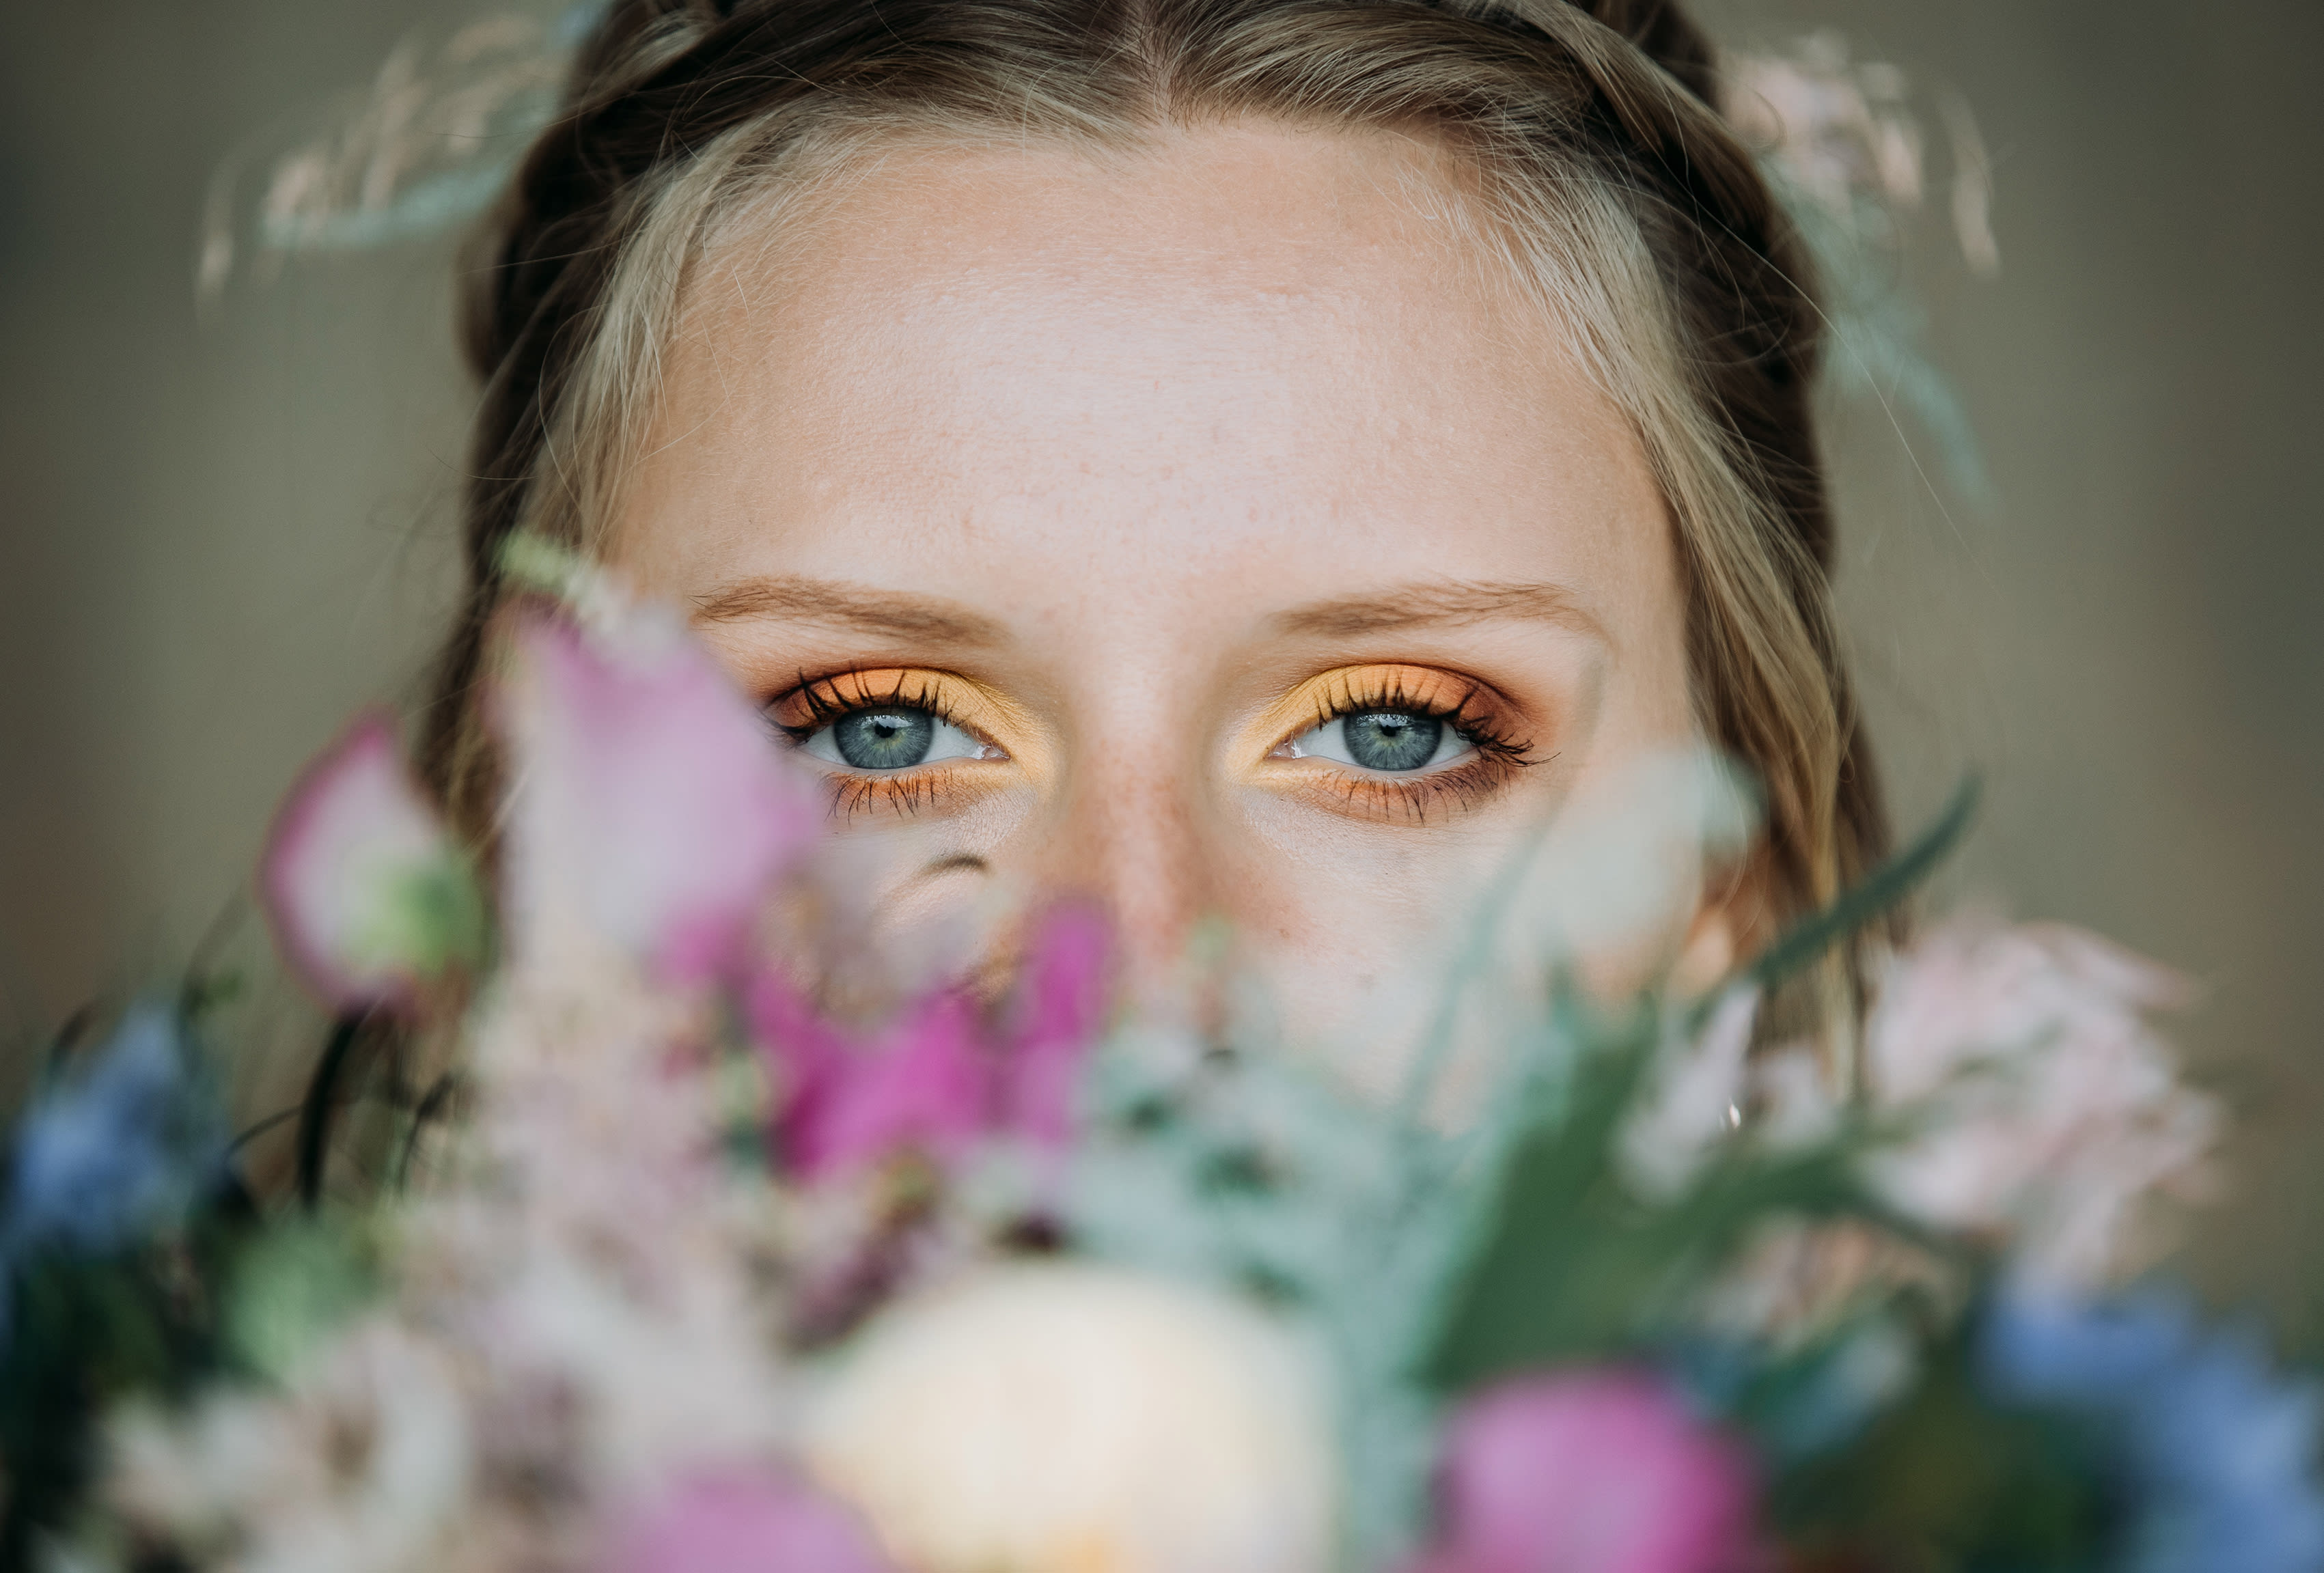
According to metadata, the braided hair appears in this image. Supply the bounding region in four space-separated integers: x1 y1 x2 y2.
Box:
426 0 1889 1031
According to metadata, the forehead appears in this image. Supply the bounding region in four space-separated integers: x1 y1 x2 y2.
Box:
621 121 1659 607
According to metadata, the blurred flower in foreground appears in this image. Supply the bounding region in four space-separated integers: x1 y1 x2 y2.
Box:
497 607 816 986
40 567 2273 1573
804 1262 1337 1573
1407 1369 1757 1573
1862 921 2219 1290
753 986 986 1182
261 710 483 1014
106 1317 473 1573
612 1468 894 1573
1981 1289 2324 1573
4 1005 223 1260
753 907 1109 1181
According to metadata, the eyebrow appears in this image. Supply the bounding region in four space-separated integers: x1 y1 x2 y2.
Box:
690 574 1008 646
1273 579 1607 640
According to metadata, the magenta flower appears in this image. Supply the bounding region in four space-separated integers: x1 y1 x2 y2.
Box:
260 710 482 1015
1411 1370 1758 1573
753 982 990 1180
992 904 1109 1151
751 908 1111 1181
496 609 818 985
611 1466 894 1573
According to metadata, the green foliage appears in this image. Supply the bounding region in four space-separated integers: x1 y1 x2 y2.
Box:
374 857 490 984
1772 1329 2114 1572
1422 994 1883 1392
1748 775 1980 998
0 1211 252 1569
1068 1034 1461 1563
225 1213 380 1385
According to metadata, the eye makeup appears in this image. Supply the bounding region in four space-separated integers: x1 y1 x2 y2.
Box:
767 667 1020 820
1256 663 1541 825
767 659 1544 829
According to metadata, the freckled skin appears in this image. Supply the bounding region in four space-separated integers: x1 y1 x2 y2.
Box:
613 122 1711 1072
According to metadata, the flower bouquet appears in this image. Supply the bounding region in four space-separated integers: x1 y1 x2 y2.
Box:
2 559 2312 1573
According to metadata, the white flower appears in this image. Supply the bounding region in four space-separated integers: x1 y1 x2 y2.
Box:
481 1239 791 1494
105 1318 472 1573
1859 919 2219 1289
803 1262 1338 1573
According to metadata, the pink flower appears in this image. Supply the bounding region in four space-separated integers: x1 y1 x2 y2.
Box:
495 608 818 986
1863 919 2218 1288
1410 1370 1758 1573
611 1467 894 1573
753 982 990 1180
751 908 1110 1181
260 710 482 1015
993 904 1109 1151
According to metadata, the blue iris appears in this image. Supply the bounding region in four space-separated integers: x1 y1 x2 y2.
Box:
1980 1288 2324 1573
833 707 937 770
1342 712 1443 771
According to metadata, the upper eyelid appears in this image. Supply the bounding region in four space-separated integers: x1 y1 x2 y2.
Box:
773 667 965 728
1308 669 1483 725
1285 665 1534 755
770 667 1023 762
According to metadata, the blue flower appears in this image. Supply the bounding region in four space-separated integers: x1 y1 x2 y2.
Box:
1981 1287 2324 1573
3 1004 226 1259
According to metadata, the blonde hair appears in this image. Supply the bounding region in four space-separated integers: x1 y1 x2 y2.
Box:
431 0 1887 1030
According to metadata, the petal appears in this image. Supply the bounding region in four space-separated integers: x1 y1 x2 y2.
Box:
498 608 818 984
1426 1370 1758 1573
996 906 1111 1152
260 711 479 1014
614 1466 896 1573
752 979 988 1180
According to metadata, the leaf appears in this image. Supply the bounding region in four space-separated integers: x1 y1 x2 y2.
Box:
225 1216 379 1384
1767 1331 2112 1569
1422 997 1892 1393
1748 775 1980 996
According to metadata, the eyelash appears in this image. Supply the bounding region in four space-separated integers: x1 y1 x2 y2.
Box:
1289 670 1539 825
776 667 973 736
767 665 1542 826
769 668 997 821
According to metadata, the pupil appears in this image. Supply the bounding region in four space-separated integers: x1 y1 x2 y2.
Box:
1344 712 1442 772
833 708 937 770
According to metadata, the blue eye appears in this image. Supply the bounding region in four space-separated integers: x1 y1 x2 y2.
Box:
799 706 993 772
1284 711 1471 773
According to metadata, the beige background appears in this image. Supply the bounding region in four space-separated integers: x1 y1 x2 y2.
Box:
3 3 2319 1322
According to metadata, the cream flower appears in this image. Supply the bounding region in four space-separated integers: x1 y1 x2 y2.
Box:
803 1262 1338 1573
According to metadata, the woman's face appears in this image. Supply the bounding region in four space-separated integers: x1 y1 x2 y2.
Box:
613 122 1706 1071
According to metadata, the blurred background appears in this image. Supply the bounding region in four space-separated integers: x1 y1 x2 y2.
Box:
1 2 2318 1322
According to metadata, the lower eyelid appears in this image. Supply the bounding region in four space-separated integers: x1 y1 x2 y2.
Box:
1280 753 1523 824
826 768 1008 822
